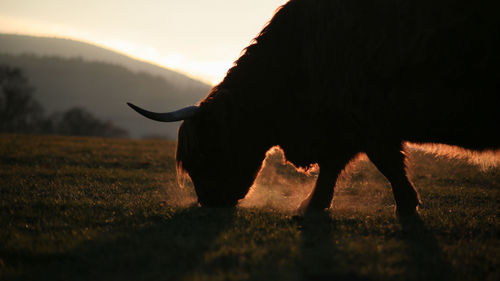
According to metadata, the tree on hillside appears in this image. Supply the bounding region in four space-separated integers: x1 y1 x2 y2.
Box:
49 107 129 138
0 65 44 133
0 64 129 137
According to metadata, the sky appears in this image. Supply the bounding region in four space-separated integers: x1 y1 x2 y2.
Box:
0 0 288 85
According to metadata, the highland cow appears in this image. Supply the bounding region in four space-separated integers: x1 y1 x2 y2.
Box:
128 0 500 216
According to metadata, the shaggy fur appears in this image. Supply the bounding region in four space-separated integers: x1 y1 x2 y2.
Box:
176 0 499 213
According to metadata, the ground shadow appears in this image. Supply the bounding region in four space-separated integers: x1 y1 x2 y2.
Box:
4 208 457 281
398 215 456 281
297 212 455 281
297 212 375 281
6 207 236 281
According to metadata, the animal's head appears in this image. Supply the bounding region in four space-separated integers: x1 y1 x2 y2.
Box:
127 95 267 207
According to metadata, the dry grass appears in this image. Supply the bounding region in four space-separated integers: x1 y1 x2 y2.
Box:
1 134 499 281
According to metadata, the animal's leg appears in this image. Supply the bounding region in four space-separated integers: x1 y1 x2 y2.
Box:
297 163 341 214
366 144 421 216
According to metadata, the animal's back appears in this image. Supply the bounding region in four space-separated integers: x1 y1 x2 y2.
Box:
289 0 500 150
239 0 500 165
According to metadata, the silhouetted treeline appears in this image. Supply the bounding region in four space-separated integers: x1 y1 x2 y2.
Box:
0 65 44 133
47 107 128 137
0 65 128 138
0 53 210 138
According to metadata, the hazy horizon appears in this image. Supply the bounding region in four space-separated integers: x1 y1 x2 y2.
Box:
0 0 288 85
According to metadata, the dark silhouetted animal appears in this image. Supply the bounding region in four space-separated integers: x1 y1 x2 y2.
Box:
128 0 500 216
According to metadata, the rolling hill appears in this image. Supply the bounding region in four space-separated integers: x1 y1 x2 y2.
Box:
0 33 207 87
0 34 212 138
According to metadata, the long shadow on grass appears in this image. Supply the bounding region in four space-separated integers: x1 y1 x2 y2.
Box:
298 212 374 281
7 207 236 281
398 215 456 281
297 212 455 281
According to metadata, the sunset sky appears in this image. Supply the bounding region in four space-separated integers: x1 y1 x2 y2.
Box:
0 0 288 85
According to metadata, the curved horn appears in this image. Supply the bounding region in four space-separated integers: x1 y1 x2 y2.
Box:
127 103 200 122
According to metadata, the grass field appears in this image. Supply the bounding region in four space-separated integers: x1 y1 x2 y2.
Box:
0 134 499 281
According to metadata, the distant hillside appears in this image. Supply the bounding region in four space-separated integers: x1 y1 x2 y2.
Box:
0 34 212 138
0 33 208 88
0 54 210 138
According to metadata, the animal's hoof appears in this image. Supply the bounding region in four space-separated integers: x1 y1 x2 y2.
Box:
296 206 329 219
296 198 311 216
395 206 420 219
298 197 331 215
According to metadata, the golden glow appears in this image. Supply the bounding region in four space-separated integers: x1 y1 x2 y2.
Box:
0 16 226 85
0 16 87 38
0 16 229 85
406 143 500 171
0 0 289 86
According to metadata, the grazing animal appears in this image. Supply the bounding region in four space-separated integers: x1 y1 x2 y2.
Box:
128 0 500 216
